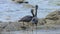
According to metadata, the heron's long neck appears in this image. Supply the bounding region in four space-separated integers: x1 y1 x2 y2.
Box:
32 12 35 17
31 9 35 17
35 7 37 17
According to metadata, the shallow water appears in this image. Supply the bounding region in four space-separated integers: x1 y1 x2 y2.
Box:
2 30 60 34
0 0 60 34
0 0 60 22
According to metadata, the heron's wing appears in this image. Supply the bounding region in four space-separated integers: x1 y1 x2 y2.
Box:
19 16 33 22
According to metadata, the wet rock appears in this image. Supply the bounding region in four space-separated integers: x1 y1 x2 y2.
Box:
20 26 26 30
0 22 10 34
12 0 28 3
23 4 35 8
38 18 46 25
12 0 24 2
4 22 19 31
3 22 28 31
45 10 60 25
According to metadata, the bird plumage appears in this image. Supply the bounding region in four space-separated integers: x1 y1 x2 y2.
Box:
30 5 38 34
18 9 34 22
31 5 38 25
18 5 38 31
31 17 38 24
18 16 33 22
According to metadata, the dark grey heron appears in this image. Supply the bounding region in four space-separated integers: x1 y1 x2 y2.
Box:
31 5 38 34
31 5 38 24
18 4 38 34
18 9 34 29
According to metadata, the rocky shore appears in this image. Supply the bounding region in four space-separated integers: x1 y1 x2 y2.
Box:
0 11 60 34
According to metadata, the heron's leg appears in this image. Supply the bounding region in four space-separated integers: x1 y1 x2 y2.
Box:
36 24 37 34
32 24 34 34
23 22 25 32
23 22 24 27
25 22 29 34
32 25 33 34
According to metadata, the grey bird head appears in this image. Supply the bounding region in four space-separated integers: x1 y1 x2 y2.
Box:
35 5 38 17
35 5 38 10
